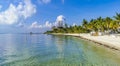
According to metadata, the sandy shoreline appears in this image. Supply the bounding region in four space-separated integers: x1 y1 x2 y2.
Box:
51 33 120 51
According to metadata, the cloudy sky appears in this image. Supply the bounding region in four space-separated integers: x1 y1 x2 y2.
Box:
0 0 120 33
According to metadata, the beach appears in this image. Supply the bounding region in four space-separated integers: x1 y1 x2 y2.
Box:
61 33 120 51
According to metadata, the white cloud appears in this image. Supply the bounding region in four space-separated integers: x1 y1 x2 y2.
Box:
30 21 54 29
17 22 24 27
21 0 36 19
0 0 36 25
38 0 51 4
44 21 52 28
38 0 64 4
30 15 66 29
30 21 42 28
0 4 18 24
56 15 65 27
56 15 65 22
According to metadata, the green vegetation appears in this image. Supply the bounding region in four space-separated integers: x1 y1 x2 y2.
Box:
45 13 120 34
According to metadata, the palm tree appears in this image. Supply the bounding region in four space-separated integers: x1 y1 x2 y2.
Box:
96 17 104 31
109 21 119 32
114 13 120 27
82 19 88 28
45 13 120 34
104 17 113 30
114 13 120 22
87 19 95 31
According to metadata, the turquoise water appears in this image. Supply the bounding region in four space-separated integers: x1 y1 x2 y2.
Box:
0 34 120 66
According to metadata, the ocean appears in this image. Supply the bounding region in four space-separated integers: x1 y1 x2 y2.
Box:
0 34 120 66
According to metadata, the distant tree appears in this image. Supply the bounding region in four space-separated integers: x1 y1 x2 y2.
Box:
114 13 120 22
45 13 120 34
52 26 56 30
82 19 88 28
114 13 120 28
65 23 68 28
104 17 112 30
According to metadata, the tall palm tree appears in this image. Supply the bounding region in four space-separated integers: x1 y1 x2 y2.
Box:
82 19 88 29
114 13 120 26
96 17 104 31
114 13 120 21
109 21 119 32
87 19 96 31
104 17 113 30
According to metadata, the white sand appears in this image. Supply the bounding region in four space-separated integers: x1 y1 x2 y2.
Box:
63 33 120 50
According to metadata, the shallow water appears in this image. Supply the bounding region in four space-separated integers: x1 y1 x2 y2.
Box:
0 34 120 66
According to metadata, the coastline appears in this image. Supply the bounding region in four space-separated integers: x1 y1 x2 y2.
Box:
50 33 120 51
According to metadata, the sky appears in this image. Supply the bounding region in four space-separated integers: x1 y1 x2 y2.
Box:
0 0 120 33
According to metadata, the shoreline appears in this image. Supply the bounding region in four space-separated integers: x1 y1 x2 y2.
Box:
50 33 120 51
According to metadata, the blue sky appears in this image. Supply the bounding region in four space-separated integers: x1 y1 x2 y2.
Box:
0 0 120 33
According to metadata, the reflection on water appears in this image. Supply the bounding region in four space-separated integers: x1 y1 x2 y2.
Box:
54 35 69 59
0 34 120 66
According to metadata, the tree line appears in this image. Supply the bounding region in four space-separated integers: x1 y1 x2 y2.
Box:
45 13 120 34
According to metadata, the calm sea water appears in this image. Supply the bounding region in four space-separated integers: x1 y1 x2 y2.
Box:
0 34 120 66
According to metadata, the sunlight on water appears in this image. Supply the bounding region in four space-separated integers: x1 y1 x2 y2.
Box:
0 34 120 66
